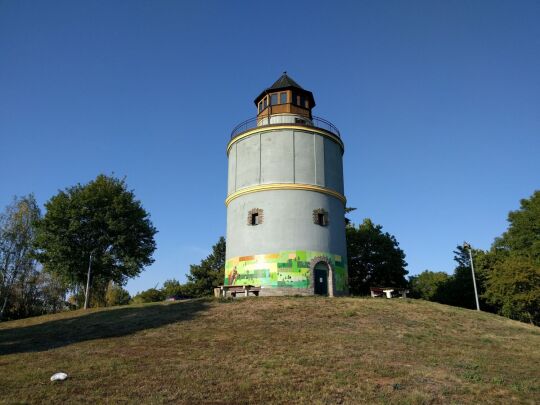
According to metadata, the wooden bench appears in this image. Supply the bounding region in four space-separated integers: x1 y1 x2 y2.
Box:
370 287 410 298
215 285 261 298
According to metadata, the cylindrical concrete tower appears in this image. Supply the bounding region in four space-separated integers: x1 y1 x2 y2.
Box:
225 73 347 296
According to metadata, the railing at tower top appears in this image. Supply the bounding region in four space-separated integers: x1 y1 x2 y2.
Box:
230 115 341 140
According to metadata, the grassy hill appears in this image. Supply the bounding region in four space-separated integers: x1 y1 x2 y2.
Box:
0 297 538 404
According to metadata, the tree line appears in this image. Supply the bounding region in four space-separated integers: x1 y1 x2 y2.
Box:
410 190 540 325
1 173 538 326
130 237 226 303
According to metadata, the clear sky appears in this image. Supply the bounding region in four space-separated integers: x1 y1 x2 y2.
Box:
1 1 539 295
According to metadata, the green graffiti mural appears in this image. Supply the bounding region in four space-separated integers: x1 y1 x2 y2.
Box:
225 250 347 291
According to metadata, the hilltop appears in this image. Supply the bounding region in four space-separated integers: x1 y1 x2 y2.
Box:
0 297 538 404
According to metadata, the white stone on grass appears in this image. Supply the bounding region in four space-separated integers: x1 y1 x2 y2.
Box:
50 372 68 382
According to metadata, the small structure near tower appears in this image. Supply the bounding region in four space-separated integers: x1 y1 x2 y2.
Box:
224 73 348 296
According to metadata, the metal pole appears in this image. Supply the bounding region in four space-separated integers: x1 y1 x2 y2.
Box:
84 252 92 310
465 244 481 311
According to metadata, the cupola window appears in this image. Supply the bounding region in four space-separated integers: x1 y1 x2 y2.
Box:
270 93 278 105
280 92 287 104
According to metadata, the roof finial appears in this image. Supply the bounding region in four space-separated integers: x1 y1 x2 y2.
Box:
283 71 287 75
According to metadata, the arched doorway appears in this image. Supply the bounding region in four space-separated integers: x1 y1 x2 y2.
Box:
313 262 329 295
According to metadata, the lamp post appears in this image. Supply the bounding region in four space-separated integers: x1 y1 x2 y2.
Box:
463 242 480 311
84 252 93 310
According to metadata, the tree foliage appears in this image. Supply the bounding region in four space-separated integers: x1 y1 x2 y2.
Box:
347 219 408 295
482 191 540 324
105 282 131 306
0 195 68 320
484 256 540 324
162 279 183 298
430 246 489 310
132 288 164 304
412 191 540 324
0 195 42 320
185 237 226 297
411 246 496 311
162 279 193 298
409 270 450 300
493 190 540 263
34 175 157 306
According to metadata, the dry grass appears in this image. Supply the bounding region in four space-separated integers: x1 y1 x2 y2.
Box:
0 297 539 404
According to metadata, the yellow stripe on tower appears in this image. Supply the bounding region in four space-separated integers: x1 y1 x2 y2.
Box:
227 125 344 155
225 183 346 206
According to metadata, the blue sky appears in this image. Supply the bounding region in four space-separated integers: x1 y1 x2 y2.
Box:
1 1 538 295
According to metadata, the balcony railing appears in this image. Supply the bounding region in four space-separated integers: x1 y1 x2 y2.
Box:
230 115 341 139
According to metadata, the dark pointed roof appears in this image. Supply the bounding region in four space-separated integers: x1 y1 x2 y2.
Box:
268 72 303 91
254 72 315 108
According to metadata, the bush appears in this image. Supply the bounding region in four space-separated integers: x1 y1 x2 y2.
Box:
106 282 131 306
132 288 165 304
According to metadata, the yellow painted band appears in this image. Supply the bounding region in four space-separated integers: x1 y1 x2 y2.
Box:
225 183 346 206
227 125 344 155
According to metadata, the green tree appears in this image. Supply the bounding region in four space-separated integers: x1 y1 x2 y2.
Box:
0 195 41 320
344 207 357 226
346 219 408 295
409 270 450 300
493 190 540 263
185 237 226 297
484 256 540 324
34 175 157 308
162 278 191 298
105 281 131 306
482 191 540 324
37 271 68 314
132 288 164 304
431 246 491 310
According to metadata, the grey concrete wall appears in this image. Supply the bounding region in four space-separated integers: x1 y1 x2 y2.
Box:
227 143 237 194
225 189 346 260
323 137 344 194
293 131 315 184
226 124 347 295
261 131 294 183
228 128 342 194
235 135 260 189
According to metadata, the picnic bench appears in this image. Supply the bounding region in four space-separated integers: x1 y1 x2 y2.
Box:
370 287 410 298
214 285 261 298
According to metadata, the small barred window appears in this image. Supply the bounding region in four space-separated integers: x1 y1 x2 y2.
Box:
248 208 264 226
313 209 329 226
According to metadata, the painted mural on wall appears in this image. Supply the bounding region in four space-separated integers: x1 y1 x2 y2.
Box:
225 250 347 291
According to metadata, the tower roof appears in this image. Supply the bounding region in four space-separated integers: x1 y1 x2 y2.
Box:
268 72 303 91
254 72 315 108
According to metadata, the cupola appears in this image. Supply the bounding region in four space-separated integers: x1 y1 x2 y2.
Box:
254 72 316 119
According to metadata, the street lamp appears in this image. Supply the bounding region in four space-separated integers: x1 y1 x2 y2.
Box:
84 252 93 310
463 242 480 311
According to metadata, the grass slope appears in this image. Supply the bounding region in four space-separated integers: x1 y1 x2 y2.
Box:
0 297 539 404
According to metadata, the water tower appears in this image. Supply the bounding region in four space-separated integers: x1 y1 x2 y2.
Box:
225 73 348 296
